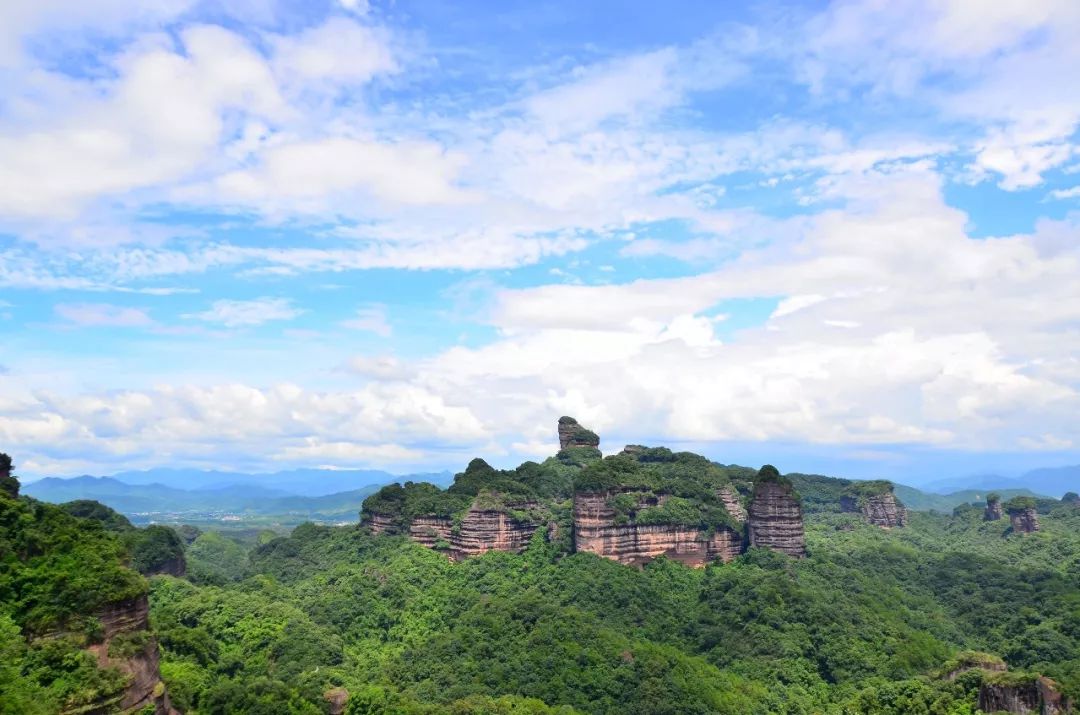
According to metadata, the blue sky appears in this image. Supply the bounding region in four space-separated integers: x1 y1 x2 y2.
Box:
1 0 1079 486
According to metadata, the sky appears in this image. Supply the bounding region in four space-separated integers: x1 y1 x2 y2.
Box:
1 0 1079 486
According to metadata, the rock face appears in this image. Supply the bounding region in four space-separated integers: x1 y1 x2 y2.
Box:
147 555 187 578
1010 508 1041 534
406 502 540 561
985 495 1004 521
573 491 742 567
365 511 400 535
841 490 907 528
558 416 600 450
978 675 1067 715
748 479 806 558
80 595 178 715
324 687 349 715
717 485 747 523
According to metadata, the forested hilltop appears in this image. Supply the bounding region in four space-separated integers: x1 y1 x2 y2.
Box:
3 419 1080 714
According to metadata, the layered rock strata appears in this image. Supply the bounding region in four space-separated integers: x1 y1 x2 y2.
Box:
406 503 540 561
841 491 907 528
748 480 806 557
573 491 742 567
78 595 178 715
558 416 600 450
978 675 1066 715
717 485 747 523
365 512 400 535
985 495 1004 521
1009 508 1041 534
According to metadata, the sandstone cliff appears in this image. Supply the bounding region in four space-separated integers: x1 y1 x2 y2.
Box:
840 482 907 528
747 468 806 558
406 499 541 561
573 490 742 567
1010 508 1041 534
986 493 1004 521
558 416 600 450
1006 497 1041 534
717 485 747 523
978 674 1067 715
75 595 178 715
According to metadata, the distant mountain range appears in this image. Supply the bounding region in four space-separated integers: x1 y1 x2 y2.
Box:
94 467 455 496
918 465 1080 498
22 467 455 524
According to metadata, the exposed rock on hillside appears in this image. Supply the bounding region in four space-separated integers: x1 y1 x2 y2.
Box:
365 511 400 535
978 673 1067 715
1006 497 1040 534
325 688 349 715
840 482 907 527
717 485 747 523
985 493 1004 521
748 466 806 557
573 490 742 567
401 501 541 561
558 416 600 450
79 595 178 715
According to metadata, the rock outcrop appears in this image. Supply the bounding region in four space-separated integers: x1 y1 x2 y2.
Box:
978 674 1067 715
717 485 747 523
985 493 1004 521
1010 508 1041 534
365 511 400 535
558 416 600 450
840 483 907 527
79 595 178 715
573 491 742 567
1006 497 1041 534
747 467 806 557
406 501 541 561
324 687 349 715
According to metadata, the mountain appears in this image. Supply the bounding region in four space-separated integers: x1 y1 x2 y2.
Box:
921 466 1080 498
893 484 1045 512
100 467 454 495
22 475 382 522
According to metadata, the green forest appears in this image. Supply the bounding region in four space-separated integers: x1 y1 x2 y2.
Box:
2 448 1080 714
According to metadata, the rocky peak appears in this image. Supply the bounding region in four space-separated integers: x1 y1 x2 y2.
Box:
748 466 806 558
840 481 907 528
985 493 1004 521
1006 497 1040 534
558 416 600 450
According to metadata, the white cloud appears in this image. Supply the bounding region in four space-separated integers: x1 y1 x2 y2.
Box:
185 297 303 327
271 17 395 85
1049 186 1080 200
54 302 152 327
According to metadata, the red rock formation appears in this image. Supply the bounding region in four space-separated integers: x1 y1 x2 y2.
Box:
841 492 907 528
978 675 1067 715
324 687 349 715
717 485 747 523
558 416 600 450
364 511 400 535
573 491 742 567
78 595 179 715
1010 508 1041 534
406 502 540 561
985 495 1004 521
748 480 806 558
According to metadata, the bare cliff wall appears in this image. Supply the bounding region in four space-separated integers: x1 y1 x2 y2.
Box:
572 491 742 567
